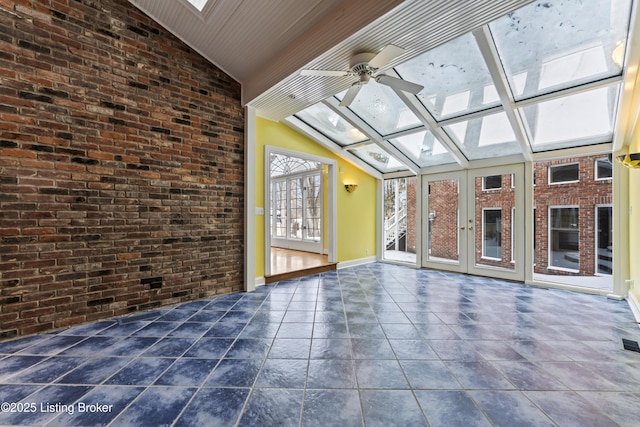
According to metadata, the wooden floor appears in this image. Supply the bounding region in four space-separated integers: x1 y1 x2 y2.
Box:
266 248 336 283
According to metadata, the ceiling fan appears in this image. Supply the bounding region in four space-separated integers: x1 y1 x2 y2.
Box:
300 45 424 107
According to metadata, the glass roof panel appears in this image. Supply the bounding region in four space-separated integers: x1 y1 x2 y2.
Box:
336 81 422 136
388 131 457 167
490 0 631 100
443 110 521 160
349 143 408 173
395 33 501 121
294 103 368 146
186 0 208 11
520 85 620 152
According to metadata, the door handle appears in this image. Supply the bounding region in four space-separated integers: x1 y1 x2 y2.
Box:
468 226 473 230
459 226 465 230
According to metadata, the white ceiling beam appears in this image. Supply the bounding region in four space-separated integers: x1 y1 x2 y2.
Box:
472 26 533 162
514 76 622 108
388 79 470 169
282 116 383 179
322 97 420 174
530 143 613 162
615 0 640 152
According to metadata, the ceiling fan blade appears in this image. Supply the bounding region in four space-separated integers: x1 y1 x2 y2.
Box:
300 69 349 77
376 75 424 94
339 84 362 107
369 44 405 69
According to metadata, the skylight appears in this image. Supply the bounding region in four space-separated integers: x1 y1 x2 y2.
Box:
186 0 208 12
287 0 633 175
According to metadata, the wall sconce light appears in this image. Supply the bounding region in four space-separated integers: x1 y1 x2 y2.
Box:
344 184 358 193
616 153 640 169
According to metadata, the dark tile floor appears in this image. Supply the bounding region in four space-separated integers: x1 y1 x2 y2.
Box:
1 263 640 426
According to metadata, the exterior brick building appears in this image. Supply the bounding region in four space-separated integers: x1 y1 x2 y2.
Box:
395 155 612 279
0 0 244 338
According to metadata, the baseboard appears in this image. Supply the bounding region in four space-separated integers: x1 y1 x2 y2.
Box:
628 291 640 326
337 256 376 270
255 277 265 287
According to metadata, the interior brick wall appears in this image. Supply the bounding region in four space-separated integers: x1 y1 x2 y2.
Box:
0 0 244 339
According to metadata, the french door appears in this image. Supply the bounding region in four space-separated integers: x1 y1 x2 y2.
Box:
422 164 525 281
271 171 323 253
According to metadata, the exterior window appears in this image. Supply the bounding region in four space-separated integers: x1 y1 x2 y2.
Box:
596 206 613 275
596 158 612 180
549 207 579 271
483 175 502 190
549 163 579 184
483 208 502 259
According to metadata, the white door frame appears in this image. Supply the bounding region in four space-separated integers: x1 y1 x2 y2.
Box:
271 169 324 253
422 163 525 282
264 146 337 277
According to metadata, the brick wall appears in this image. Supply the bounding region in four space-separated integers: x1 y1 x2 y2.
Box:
428 178 459 260
474 173 515 269
426 156 612 276
533 156 612 276
0 0 244 339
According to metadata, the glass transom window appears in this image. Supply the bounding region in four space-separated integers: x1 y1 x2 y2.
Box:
295 103 368 146
489 0 631 100
396 33 500 121
337 81 422 136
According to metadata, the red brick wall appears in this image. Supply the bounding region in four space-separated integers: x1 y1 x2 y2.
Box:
428 179 459 260
0 0 244 339
425 156 612 275
472 174 515 269
533 156 612 276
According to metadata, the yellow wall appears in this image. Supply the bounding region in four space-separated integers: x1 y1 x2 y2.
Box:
630 170 640 302
255 117 377 278
627 122 640 303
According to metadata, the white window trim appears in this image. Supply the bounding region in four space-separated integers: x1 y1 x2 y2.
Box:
511 207 516 263
548 162 580 185
481 207 502 261
595 204 613 276
548 205 580 273
595 158 613 181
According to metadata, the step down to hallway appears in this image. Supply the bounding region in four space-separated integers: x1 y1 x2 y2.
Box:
265 262 337 283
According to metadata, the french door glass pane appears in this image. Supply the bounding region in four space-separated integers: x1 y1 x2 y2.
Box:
273 180 287 238
483 209 502 259
384 178 417 263
304 175 321 241
289 178 303 239
474 174 515 270
427 178 459 262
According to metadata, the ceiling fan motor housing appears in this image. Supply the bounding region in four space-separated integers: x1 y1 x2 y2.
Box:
349 52 377 74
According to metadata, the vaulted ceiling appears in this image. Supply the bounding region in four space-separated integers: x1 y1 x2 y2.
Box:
130 0 640 178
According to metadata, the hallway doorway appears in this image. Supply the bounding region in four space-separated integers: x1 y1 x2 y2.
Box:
264 147 337 280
